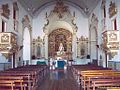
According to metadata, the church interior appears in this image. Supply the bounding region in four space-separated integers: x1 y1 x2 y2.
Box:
0 0 120 90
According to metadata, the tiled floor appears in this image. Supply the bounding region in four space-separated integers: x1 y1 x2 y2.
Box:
37 69 80 90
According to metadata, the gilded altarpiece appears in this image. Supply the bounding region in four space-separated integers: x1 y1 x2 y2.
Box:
32 37 43 59
48 28 72 59
77 36 88 58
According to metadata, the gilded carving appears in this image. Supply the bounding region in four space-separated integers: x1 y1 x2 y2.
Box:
102 30 119 52
109 33 117 41
101 0 106 8
1 4 10 18
77 36 88 58
1 34 9 43
0 44 10 51
109 1 117 18
32 36 43 59
91 13 98 27
53 1 68 13
52 1 69 18
0 33 18 58
22 15 30 28
13 2 19 10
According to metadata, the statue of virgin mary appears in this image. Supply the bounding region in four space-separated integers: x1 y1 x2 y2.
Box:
57 43 65 55
59 43 64 51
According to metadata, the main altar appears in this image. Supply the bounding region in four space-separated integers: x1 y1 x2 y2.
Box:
45 1 77 60
54 43 67 69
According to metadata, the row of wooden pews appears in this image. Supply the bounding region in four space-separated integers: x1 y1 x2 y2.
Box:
72 64 120 90
0 64 49 90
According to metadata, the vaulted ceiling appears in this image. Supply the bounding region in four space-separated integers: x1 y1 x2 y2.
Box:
18 0 100 17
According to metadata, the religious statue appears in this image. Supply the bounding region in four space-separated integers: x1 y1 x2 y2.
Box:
57 43 65 56
59 43 64 52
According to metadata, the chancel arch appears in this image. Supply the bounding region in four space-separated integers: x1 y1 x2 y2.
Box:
43 1 78 59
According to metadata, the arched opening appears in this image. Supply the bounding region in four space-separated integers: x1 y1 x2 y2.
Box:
23 27 31 65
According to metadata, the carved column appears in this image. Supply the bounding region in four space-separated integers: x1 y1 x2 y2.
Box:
72 32 77 60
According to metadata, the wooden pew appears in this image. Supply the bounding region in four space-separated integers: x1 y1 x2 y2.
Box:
0 80 16 90
80 70 120 90
72 64 110 85
0 76 25 90
0 64 49 90
91 77 120 90
72 64 120 90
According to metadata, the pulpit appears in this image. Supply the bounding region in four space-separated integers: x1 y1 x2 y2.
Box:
0 32 18 58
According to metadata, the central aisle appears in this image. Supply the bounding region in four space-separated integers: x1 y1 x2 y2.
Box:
37 69 79 90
